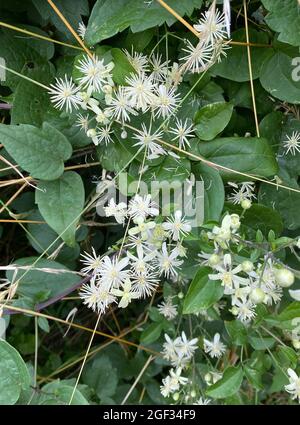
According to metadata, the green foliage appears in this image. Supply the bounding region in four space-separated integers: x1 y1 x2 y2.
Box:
36 171 85 246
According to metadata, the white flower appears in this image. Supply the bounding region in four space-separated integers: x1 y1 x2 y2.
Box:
128 194 159 221
162 210 191 241
125 72 156 111
96 125 114 145
128 217 156 241
105 86 137 122
169 368 189 387
149 54 169 83
155 243 183 278
169 118 194 149
160 375 178 397
99 255 129 289
228 181 256 205
289 289 300 301
176 331 199 359
78 21 87 39
285 368 300 402
153 84 180 119
133 123 166 159
193 397 211 405
104 198 127 224
181 40 213 73
79 277 116 313
123 49 149 73
75 113 89 131
131 270 159 298
158 296 178 320
233 299 256 322
194 9 227 45
80 247 102 275
283 131 300 155
127 249 156 274
203 333 226 358
76 54 114 92
111 279 139 308
48 75 81 113
209 254 249 294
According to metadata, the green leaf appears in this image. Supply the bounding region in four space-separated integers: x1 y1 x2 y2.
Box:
11 63 55 126
260 52 300 104
36 171 85 246
111 48 136 85
0 340 31 405
194 102 233 141
183 267 224 314
6 257 81 302
82 355 118 400
206 366 244 399
85 0 202 45
192 162 224 222
140 322 163 345
0 122 72 180
243 365 264 390
225 203 283 236
225 321 247 346
262 0 300 46
248 335 275 350
196 137 278 180
96 140 133 172
212 29 273 82
38 380 89 405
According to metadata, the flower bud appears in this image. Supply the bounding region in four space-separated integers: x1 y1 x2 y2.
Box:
172 392 180 401
250 288 265 304
292 339 300 350
231 306 239 316
230 214 241 230
178 292 184 299
87 128 97 138
241 199 252 210
241 260 254 273
204 373 211 383
121 130 128 139
208 254 221 267
190 390 196 398
274 268 295 288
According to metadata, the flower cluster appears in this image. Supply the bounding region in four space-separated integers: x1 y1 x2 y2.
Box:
48 5 229 161
198 213 296 323
79 194 192 314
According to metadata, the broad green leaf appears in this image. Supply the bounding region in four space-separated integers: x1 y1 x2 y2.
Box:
248 335 275 350
38 380 89 405
0 122 72 180
194 102 233 141
260 52 300 104
32 0 89 41
225 203 283 236
192 162 224 222
212 29 273 82
85 0 202 45
6 257 81 302
262 0 300 46
36 171 85 246
196 137 278 180
0 340 31 405
183 267 224 314
96 140 133 172
259 111 285 151
11 63 55 127
111 48 136 85
244 365 264 390
274 346 298 369
206 366 244 399
140 322 164 345
225 321 247 346
82 355 118 400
